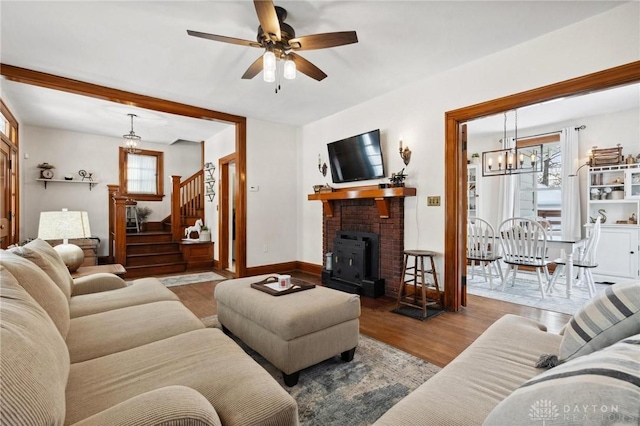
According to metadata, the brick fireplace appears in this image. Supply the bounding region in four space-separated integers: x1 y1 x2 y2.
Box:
322 198 406 297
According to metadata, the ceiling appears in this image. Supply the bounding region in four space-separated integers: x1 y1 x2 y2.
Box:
0 1 629 143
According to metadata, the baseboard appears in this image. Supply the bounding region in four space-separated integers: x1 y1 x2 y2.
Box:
245 261 298 276
244 261 322 277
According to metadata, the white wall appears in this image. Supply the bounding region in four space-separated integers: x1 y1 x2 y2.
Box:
246 118 298 268
21 125 201 255
203 125 235 261
296 2 640 281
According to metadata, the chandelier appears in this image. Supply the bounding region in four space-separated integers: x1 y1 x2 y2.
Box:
481 110 542 177
123 113 141 154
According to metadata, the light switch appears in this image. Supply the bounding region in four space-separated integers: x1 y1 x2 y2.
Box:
427 196 441 206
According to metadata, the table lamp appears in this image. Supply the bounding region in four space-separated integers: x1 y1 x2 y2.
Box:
38 209 91 272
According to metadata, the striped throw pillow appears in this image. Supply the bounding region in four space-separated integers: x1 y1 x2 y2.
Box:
560 281 640 361
483 335 640 426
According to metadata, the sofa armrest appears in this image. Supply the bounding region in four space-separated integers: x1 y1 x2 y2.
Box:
69 386 221 426
72 273 127 296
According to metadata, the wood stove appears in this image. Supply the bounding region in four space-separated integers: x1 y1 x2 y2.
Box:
324 230 385 297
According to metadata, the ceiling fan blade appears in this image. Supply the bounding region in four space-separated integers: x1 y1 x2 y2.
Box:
288 31 358 51
289 52 327 81
242 56 263 79
187 30 262 48
254 0 281 42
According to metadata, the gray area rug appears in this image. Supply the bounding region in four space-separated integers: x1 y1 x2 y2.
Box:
156 271 226 287
200 315 440 425
466 268 608 315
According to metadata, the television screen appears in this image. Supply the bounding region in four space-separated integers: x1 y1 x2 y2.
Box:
327 129 385 183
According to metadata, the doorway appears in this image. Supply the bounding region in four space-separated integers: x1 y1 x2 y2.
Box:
218 153 236 272
444 61 640 312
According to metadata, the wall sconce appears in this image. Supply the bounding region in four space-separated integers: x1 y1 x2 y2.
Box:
318 154 327 177
399 138 411 166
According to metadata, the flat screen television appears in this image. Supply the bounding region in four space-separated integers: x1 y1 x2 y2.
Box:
327 129 385 183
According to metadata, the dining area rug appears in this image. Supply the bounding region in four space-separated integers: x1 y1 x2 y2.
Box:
200 315 440 425
466 270 608 315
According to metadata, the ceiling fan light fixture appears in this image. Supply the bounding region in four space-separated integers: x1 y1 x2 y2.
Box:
263 50 276 72
283 57 296 80
263 68 276 83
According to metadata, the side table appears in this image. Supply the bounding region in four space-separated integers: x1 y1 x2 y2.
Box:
71 264 127 279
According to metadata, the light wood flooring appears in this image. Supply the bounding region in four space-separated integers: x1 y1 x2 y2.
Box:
169 270 570 368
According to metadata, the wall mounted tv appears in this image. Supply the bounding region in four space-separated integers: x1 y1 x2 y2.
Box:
327 129 386 184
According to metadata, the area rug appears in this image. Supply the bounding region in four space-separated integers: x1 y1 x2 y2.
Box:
200 316 440 425
466 270 608 315
156 271 226 287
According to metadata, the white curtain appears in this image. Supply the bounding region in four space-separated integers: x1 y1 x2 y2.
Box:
497 137 520 226
560 127 582 240
127 154 157 194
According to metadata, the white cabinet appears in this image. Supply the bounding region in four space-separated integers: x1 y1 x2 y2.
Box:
593 226 639 280
587 164 640 280
467 164 481 219
587 164 639 225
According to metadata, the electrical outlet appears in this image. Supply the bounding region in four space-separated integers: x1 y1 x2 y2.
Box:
263 244 268 252
427 196 441 206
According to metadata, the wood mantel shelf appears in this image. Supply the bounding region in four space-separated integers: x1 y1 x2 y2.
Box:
308 186 416 218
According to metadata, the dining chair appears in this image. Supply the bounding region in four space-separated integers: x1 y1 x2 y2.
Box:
467 217 503 289
498 217 551 298
547 216 601 298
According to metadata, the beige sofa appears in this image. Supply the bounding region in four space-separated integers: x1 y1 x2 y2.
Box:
374 281 640 426
0 239 298 426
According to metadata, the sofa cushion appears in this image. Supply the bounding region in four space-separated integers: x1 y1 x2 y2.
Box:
560 281 640 361
0 249 70 338
67 301 205 363
483 334 640 426
10 238 74 301
69 277 180 318
66 328 298 426
373 314 562 426
0 266 70 426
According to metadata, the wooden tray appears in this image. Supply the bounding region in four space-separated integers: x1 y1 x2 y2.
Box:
250 276 316 296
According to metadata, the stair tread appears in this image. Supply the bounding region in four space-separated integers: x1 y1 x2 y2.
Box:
126 261 187 270
126 251 182 258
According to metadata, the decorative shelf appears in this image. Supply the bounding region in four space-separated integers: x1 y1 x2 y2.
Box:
308 186 416 218
37 178 98 190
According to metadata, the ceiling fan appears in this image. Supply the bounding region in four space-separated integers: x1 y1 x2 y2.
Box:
187 0 358 83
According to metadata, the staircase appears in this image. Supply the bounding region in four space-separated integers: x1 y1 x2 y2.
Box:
109 170 209 278
123 229 187 278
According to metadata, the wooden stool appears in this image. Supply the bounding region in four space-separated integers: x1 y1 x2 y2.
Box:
396 250 441 319
125 205 139 233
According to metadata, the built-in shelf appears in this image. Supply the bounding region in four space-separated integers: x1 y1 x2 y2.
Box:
308 186 416 218
37 178 98 190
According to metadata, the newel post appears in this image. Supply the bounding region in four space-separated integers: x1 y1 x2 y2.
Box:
113 196 128 266
171 175 182 242
107 184 120 262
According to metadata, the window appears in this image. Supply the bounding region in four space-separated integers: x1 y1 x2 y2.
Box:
518 136 562 233
119 148 164 201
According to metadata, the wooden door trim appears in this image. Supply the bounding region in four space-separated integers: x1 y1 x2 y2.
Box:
0 64 248 276
0 99 19 248
445 60 640 311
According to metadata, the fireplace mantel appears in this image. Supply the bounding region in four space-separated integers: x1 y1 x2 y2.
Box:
308 186 416 218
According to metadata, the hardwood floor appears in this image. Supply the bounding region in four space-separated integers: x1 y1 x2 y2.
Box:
169 270 570 368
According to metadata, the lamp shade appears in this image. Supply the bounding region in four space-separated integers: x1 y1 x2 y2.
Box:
38 210 91 272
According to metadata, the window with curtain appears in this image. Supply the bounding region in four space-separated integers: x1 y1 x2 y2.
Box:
119 148 164 201
518 136 562 233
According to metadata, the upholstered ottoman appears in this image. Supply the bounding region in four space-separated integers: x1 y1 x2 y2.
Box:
215 275 361 386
